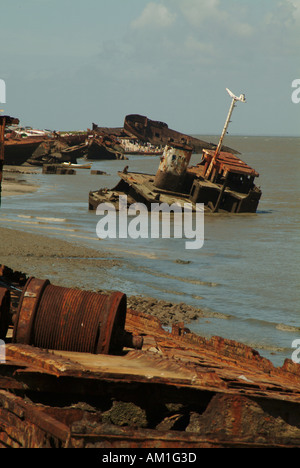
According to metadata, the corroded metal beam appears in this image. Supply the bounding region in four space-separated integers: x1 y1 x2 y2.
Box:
0 116 19 204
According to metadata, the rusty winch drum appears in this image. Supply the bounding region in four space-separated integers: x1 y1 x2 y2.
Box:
12 277 142 355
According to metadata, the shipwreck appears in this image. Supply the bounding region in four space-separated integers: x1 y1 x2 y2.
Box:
3 122 89 167
84 134 127 161
0 265 299 448
123 113 239 155
89 90 262 214
0 118 298 448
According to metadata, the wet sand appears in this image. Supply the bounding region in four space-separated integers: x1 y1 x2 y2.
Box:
2 166 39 197
0 224 211 327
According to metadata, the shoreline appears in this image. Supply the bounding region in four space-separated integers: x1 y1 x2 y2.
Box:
0 225 210 327
0 169 221 327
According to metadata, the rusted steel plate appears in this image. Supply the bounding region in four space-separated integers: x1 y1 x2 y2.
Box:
68 425 240 448
0 390 70 447
3 310 300 405
124 310 300 401
68 423 296 448
5 300 300 406
202 149 259 178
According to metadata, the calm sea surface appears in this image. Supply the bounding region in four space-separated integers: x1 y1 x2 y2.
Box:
1 135 299 367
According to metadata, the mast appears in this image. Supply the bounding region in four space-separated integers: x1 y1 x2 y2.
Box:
205 88 246 180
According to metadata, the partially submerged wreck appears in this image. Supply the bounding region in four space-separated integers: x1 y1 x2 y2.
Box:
85 134 127 161
3 124 89 167
89 90 262 214
0 265 300 448
4 137 49 166
123 113 239 155
28 139 88 166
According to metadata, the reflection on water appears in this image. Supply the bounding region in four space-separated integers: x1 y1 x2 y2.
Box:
1 135 299 367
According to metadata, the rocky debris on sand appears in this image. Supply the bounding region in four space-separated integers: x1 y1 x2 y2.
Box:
127 295 206 326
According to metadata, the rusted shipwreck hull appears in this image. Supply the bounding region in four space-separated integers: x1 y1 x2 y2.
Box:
89 143 262 213
27 139 87 166
3 126 87 167
124 114 240 155
0 266 299 448
93 115 238 157
85 135 127 161
3 138 50 166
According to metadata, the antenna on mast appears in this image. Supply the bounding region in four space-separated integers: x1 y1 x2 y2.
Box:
205 88 246 179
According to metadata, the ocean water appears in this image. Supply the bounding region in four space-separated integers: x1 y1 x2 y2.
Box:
0 135 299 367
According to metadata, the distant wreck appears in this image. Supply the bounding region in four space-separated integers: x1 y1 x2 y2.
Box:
123 113 239 155
89 90 262 214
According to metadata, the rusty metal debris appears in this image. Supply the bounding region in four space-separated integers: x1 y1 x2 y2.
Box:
42 164 77 175
28 139 88 166
10 276 143 354
0 266 299 448
85 134 128 161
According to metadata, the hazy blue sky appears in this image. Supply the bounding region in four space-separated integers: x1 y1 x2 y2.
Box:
0 0 299 135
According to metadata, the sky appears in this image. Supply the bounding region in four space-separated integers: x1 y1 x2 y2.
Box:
0 0 299 136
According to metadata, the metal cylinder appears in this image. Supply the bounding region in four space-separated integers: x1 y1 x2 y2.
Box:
154 143 193 191
0 287 10 340
12 277 142 355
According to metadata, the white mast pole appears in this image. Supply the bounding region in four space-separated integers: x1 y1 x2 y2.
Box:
205 88 246 180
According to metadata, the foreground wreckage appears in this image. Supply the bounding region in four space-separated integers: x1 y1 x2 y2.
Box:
0 265 300 448
89 91 262 214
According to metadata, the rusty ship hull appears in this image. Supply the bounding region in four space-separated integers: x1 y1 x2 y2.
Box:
4 137 47 166
123 114 240 155
84 135 127 161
